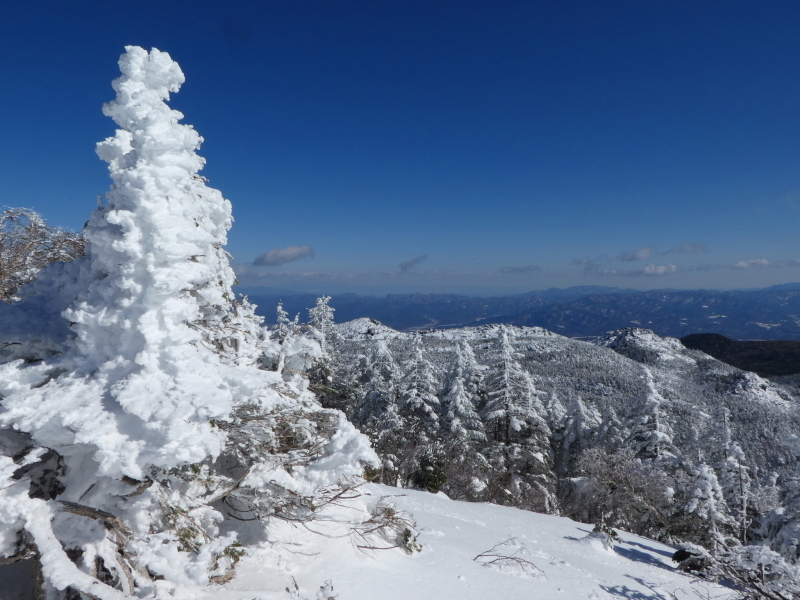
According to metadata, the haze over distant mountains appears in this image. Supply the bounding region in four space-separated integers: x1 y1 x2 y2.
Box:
240 283 800 341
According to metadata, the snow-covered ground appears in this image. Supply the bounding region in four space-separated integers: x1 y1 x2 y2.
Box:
200 484 733 600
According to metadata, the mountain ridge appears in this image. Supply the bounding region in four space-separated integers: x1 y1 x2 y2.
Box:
243 284 800 340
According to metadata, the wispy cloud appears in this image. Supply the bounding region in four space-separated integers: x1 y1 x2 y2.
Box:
616 243 708 261
572 257 602 274
500 265 541 274
603 263 679 277
253 245 315 266
733 258 800 269
670 243 708 255
573 257 679 277
617 246 655 261
636 263 679 276
399 254 428 274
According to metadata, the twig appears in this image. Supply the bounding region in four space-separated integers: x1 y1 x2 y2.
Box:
473 537 546 579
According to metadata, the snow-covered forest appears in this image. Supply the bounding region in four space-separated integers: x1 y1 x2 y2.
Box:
322 319 800 557
1 46 799 599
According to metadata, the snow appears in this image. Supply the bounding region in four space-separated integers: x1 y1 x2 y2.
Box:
334 317 399 340
334 319 559 344
191 485 733 600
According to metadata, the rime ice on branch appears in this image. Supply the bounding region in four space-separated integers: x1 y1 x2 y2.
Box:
0 46 376 598
1 46 243 477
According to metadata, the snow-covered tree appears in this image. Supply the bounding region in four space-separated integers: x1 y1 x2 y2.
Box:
595 406 625 452
441 342 485 448
482 328 555 512
0 46 375 598
482 327 535 444
308 295 335 351
396 340 441 476
437 342 488 499
711 407 753 543
703 544 800 600
276 300 292 341
762 470 800 562
557 396 600 467
684 464 736 553
625 367 676 462
356 340 400 432
543 390 567 430
572 447 673 537
0 206 84 301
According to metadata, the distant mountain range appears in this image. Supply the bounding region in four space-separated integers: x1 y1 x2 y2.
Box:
240 283 800 341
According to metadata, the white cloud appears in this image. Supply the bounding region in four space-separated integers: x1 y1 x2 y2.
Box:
638 263 678 276
576 260 679 278
500 265 541 274
733 258 800 269
617 246 655 261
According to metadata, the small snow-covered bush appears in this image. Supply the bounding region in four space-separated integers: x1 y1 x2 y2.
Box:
0 206 84 301
0 46 376 599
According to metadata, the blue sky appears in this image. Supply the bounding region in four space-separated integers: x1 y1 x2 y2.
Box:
2 1 800 295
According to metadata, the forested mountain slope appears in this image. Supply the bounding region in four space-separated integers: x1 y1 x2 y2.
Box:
321 319 800 566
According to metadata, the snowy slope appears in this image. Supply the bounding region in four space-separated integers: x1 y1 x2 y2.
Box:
198 484 733 600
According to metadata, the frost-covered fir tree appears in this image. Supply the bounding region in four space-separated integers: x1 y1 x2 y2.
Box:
308 295 335 351
596 406 625 452
356 339 401 433
767 474 800 561
481 327 556 513
712 407 753 543
543 390 567 431
762 442 800 561
625 367 676 462
276 300 292 342
684 464 736 553
482 327 534 444
438 342 487 499
0 47 375 599
396 339 442 479
555 396 601 475
441 341 484 446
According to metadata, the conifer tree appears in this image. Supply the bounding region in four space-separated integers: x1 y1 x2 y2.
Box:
684 464 736 553
557 396 601 474
309 295 335 351
276 300 291 342
441 342 485 447
396 339 441 481
625 366 676 462
770 474 800 561
0 47 375 597
544 390 567 430
482 327 532 444
596 406 625 451
482 327 556 512
438 342 488 498
357 339 401 437
713 407 752 543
